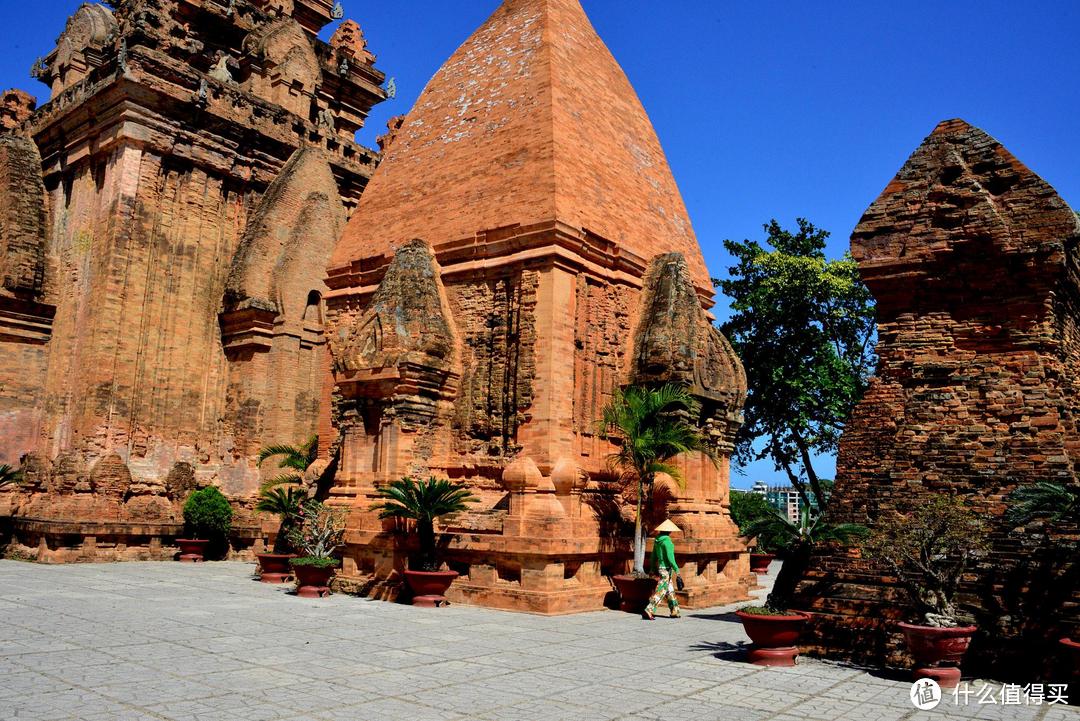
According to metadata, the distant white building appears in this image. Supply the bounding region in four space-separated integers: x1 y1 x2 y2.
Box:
749 480 806 523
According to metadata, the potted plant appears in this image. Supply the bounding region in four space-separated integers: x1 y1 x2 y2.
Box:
177 486 233 562
1005 481 1080 677
287 499 347 598
254 484 307 583
372 476 477 607
598 384 716 612
736 504 866 665
861 494 988 688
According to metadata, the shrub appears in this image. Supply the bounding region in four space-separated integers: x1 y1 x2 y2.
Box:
861 494 988 627
290 556 340 569
182 486 233 541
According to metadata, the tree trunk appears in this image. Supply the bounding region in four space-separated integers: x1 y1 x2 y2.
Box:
633 475 646 575
766 541 812 611
418 519 437 571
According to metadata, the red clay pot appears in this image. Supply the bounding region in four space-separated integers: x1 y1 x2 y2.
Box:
735 609 811 667
898 622 977 689
1059 637 1080 676
255 553 296 583
291 562 337 598
612 574 659 613
749 553 775 574
403 569 459 607
176 539 209 563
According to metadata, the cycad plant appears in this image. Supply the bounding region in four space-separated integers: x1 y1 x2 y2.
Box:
0 464 22 489
371 476 477 571
255 485 308 553
743 504 866 612
1005 481 1080 527
599 384 716 576
257 435 318 490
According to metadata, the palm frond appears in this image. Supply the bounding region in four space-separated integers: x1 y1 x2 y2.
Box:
259 473 304 492
255 485 308 516
0 464 23 488
1006 482 1080 526
371 476 478 522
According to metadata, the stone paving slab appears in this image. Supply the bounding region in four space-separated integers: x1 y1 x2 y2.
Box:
0 560 1076 721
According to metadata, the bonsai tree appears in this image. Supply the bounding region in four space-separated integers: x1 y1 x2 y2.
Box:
742 504 866 612
287 499 347 569
861 494 988 627
371 476 477 571
0 464 22 489
599 384 716 576
257 435 318 489
182 486 234 551
255 485 308 553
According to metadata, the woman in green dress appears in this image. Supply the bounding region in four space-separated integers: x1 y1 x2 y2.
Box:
644 519 682 620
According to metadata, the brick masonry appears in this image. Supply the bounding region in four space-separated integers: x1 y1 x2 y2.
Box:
793 119 1080 677
0 0 386 561
323 0 752 613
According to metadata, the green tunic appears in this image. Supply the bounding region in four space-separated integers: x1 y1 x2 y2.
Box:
651 535 679 574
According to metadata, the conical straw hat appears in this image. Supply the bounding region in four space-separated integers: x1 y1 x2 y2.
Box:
653 519 681 534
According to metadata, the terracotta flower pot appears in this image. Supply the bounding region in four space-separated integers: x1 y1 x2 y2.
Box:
1059 638 1080 677
735 609 811 667
749 553 775 574
176 539 209 563
612 574 659 613
255 553 296 583
403 569 459 607
898 622 977 689
291 561 337 598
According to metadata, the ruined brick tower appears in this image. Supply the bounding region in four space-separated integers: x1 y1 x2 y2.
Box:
795 120 1080 673
0 1 386 560
323 0 751 612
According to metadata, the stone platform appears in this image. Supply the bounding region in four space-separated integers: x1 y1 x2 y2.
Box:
0 560 1054 721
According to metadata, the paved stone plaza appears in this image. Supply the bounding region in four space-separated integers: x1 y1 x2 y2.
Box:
0 560 1075 721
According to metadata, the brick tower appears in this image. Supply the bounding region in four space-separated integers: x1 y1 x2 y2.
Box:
794 120 1080 673
323 0 751 612
0 1 386 560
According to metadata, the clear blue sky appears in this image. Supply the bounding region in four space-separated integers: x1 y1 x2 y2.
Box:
4 1 1078 488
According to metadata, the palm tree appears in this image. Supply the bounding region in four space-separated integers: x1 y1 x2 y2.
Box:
257 435 318 490
1006 481 1080 527
0 464 22 489
255 485 308 553
371 476 477 571
744 504 866 610
599 384 716 576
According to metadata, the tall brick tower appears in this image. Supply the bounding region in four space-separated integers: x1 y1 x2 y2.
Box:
323 0 751 612
794 120 1080 674
0 1 386 560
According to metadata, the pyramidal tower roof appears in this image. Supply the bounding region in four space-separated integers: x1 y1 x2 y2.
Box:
331 0 710 292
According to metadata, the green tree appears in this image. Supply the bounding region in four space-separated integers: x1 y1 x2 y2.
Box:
257 435 318 490
716 219 875 514
728 491 776 549
0 464 23 489
371 476 478 571
600 384 717 575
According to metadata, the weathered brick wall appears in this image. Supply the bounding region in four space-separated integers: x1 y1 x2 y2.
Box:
447 272 539 460
795 119 1080 677
1 0 387 559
